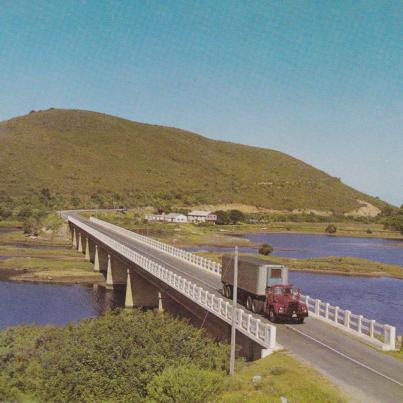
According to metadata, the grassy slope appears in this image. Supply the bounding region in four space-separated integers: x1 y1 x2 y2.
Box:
0 108 387 213
218 352 346 402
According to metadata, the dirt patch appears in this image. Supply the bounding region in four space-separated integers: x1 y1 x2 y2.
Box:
346 200 381 217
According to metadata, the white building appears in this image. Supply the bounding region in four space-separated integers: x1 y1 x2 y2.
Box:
145 214 165 222
188 211 217 223
164 213 188 223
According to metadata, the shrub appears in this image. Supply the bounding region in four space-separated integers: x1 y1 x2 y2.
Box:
325 224 337 234
146 365 224 403
228 209 245 224
0 310 229 402
215 210 231 225
258 243 273 256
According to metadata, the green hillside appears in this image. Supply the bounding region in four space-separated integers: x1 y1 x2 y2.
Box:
0 108 386 213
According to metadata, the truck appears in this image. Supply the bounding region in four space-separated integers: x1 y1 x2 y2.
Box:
221 255 308 323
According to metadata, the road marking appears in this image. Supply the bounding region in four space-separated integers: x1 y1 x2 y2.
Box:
286 325 403 388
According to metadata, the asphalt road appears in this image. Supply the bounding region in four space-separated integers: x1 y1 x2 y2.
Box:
74 215 403 402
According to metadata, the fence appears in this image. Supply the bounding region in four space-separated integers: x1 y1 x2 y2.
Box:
302 295 396 350
90 217 222 275
69 216 277 352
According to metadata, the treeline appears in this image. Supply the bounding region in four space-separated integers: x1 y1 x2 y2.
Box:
0 310 229 402
382 205 403 235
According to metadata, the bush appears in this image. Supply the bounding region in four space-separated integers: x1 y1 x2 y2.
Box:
258 243 273 256
0 310 229 402
215 210 231 225
325 224 337 234
228 209 245 224
23 217 40 235
146 365 224 403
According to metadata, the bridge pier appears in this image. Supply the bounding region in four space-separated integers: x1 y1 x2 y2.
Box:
72 228 77 248
85 237 90 261
106 255 127 289
125 268 161 309
93 245 100 272
78 231 83 253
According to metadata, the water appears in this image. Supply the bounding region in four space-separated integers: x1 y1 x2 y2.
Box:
0 282 123 328
290 271 403 334
186 232 403 334
243 233 403 266
187 233 403 266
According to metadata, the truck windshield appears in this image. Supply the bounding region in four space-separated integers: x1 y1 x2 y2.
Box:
273 287 299 295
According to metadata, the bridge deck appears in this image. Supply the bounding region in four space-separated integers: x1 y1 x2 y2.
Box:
73 215 403 403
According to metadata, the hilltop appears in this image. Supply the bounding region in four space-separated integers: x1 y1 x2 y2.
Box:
0 109 387 213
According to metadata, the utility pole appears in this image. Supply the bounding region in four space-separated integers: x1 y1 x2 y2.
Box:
229 246 238 376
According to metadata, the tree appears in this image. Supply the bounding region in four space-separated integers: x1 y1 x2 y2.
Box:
215 210 231 225
325 224 337 234
228 209 245 224
146 365 224 403
258 243 273 256
17 206 33 220
23 217 40 236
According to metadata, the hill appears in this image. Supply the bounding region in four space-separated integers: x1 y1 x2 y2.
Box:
0 109 387 213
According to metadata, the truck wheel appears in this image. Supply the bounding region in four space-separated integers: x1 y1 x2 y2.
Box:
225 285 232 299
298 317 304 324
252 299 263 314
246 296 253 311
269 309 277 323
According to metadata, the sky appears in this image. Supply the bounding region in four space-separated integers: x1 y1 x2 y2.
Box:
0 0 402 205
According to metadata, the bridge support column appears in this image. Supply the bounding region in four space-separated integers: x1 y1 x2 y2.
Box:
72 228 76 248
85 238 90 261
78 232 83 253
124 268 159 308
158 292 164 313
106 255 113 289
125 269 134 308
106 255 127 289
94 245 100 272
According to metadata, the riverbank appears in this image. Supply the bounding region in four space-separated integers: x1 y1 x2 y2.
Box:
92 210 403 240
196 251 403 279
0 224 103 285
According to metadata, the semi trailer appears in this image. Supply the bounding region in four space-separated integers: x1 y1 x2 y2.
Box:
221 255 308 323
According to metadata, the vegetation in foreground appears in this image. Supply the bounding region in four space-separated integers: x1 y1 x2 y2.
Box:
0 108 389 213
0 310 346 402
217 352 346 403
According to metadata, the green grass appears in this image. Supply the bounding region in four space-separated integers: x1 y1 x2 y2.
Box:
217 352 346 402
197 252 403 279
0 108 389 213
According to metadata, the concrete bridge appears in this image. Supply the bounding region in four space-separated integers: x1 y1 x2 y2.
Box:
66 213 403 402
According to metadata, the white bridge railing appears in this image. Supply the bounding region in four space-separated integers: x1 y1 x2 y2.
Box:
90 217 222 275
87 217 397 351
69 216 276 352
302 294 396 350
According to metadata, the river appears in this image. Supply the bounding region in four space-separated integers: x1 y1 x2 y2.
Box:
0 233 402 334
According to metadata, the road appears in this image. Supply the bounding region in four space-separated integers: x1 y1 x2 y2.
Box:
74 214 403 402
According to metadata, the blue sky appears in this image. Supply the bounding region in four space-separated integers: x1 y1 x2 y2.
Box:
1 0 402 205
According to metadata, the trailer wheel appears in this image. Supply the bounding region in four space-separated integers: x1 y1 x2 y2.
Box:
224 285 232 299
269 309 277 323
252 299 263 314
246 296 253 311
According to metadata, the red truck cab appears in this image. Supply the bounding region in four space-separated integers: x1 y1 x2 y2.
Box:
265 285 308 323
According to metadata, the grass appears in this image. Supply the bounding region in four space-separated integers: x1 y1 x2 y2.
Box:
0 108 389 213
385 350 403 361
217 352 346 402
197 252 403 279
0 224 103 284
